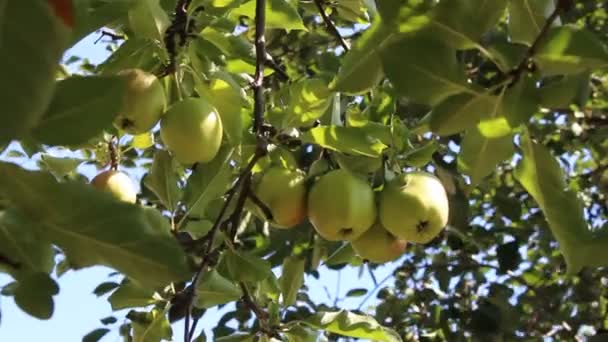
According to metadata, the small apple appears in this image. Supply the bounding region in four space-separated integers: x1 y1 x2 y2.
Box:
351 222 407 263
113 69 166 135
253 167 307 228
160 98 223 165
379 172 449 244
307 169 376 241
91 170 137 203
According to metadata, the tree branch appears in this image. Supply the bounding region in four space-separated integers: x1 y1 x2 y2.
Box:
313 0 350 51
253 0 267 133
163 0 194 76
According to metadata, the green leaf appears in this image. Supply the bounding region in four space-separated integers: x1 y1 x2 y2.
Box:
286 78 333 125
536 26 608 76
128 0 170 42
215 334 255 342
93 282 120 297
0 162 191 288
330 20 391 95
508 0 557 45
31 76 128 147
71 0 136 47
458 127 515 186
430 93 498 136
381 34 470 105
301 126 387 157
131 132 155 150
196 76 246 144
200 28 255 62
97 38 163 75
83 328 111 342
0 210 54 280
280 256 304 306
223 250 272 283
14 272 59 320
496 76 539 131
0 1 69 145
183 147 234 219
40 154 85 178
324 243 357 266
538 72 591 109
231 0 306 31
400 141 439 168
108 280 155 310
427 0 508 49
129 308 172 342
284 325 320 342
301 310 402 342
144 150 182 212
513 132 601 275
195 269 243 308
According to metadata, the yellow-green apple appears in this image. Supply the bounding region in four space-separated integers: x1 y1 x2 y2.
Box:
379 172 449 244
307 169 376 241
113 69 166 135
91 170 137 203
252 167 307 228
160 98 223 165
351 222 407 263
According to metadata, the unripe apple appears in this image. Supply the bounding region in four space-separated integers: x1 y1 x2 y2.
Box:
160 98 223 165
113 69 166 135
351 222 407 263
91 170 137 203
379 172 449 244
307 169 376 241
253 167 307 228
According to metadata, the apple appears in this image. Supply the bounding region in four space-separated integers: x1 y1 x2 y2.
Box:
379 171 449 244
160 98 223 165
91 170 137 203
351 222 407 263
307 169 376 241
113 69 166 135
252 167 307 228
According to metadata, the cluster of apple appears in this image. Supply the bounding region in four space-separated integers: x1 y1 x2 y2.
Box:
89 68 450 264
253 167 450 263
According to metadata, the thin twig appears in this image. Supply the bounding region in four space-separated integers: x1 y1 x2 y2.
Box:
247 191 274 221
94 30 125 44
252 0 267 132
265 53 289 81
313 0 350 51
240 282 279 337
357 272 393 310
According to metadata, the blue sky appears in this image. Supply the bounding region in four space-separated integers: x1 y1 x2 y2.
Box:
0 33 398 341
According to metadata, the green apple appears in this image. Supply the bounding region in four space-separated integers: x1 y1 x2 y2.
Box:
379 172 449 244
113 69 166 135
253 167 307 228
160 98 223 165
351 222 407 263
91 170 137 203
307 169 376 241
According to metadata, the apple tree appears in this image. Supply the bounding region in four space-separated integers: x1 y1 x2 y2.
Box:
2 0 608 340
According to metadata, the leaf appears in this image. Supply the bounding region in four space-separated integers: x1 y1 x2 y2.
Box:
97 38 163 75
0 1 69 145
458 127 515 186
31 76 128 147
400 141 439 168
128 0 170 41
323 243 357 266
195 269 243 308
183 147 234 219
215 334 255 342
508 0 558 45
222 250 272 283
513 132 601 275
132 132 155 150
301 126 387 157
496 76 539 131
40 154 85 178
14 272 59 320
381 34 470 106
83 328 111 342
93 282 120 297
71 0 135 47
286 78 333 125
538 72 591 109
200 28 255 62
496 240 521 274
232 0 306 31
301 310 402 342
280 256 304 306
345 288 368 297
430 93 498 136
536 26 608 76
0 162 191 288
129 308 173 342
330 20 391 95
427 0 508 49
0 210 54 280
108 280 155 310
196 76 246 144
144 150 182 212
